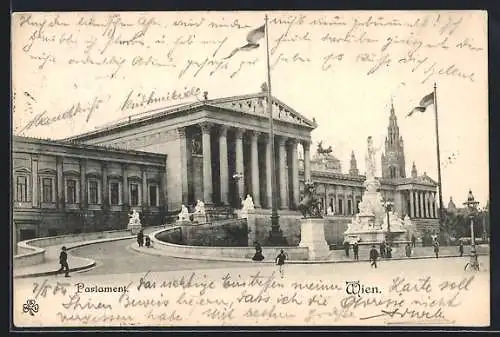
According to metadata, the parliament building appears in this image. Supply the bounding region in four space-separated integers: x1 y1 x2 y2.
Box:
12 89 439 244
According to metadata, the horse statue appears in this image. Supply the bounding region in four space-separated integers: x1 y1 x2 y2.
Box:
317 141 333 155
297 181 323 218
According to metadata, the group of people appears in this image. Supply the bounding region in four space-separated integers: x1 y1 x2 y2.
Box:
251 242 288 278
137 230 151 248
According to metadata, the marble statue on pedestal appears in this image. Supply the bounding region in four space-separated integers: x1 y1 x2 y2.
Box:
177 204 190 221
242 195 255 211
327 206 334 216
127 209 142 234
194 200 206 214
129 209 141 224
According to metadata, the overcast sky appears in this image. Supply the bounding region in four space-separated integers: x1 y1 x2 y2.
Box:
12 10 488 206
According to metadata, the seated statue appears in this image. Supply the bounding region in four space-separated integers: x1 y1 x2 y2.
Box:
128 209 141 225
177 204 190 221
242 195 255 211
327 206 334 216
194 200 206 214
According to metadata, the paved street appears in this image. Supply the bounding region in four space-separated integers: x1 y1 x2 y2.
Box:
70 238 262 275
70 238 490 275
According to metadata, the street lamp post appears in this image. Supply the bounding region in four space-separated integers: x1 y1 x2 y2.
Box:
481 206 488 242
463 189 479 270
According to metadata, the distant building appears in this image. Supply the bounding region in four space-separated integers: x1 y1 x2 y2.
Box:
298 102 440 234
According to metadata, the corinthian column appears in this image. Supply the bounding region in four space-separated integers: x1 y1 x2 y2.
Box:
250 131 261 208
290 139 299 208
235 128 245 203
303 140 311 182
201 122 213 204
278 137 288 209
219 126 229 205
419 191 424 218
410 191 415 218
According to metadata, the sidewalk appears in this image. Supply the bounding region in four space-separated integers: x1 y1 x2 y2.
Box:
13 226 165 279
130 242 490 264
13 236 135 279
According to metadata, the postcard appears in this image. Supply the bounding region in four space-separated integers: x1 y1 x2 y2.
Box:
11 10 489 327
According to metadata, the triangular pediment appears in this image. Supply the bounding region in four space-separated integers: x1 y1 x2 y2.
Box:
209 94 316 129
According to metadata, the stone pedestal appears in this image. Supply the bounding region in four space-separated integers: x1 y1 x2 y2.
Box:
176 220 192 226
128 223 142 235
299 218 330 260
192 213 207 224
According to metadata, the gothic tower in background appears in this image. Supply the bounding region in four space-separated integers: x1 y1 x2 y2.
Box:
381 102 406 179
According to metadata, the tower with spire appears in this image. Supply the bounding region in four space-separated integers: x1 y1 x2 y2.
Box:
381 100 406 179
349 150 359 175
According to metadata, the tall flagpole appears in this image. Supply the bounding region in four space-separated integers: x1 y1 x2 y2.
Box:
433 82 444 228
264 14 284 245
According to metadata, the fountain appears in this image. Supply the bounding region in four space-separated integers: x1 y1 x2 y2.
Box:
344 136 411 246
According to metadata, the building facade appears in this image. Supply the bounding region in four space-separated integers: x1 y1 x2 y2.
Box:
65 91 316 212
12 136 167 244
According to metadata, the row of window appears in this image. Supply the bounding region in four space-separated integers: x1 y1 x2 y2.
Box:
15 175 159 207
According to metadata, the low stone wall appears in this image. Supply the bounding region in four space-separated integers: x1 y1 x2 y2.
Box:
152 227 309 261
246 211 352 246
180 219 248 246
14 229 132 268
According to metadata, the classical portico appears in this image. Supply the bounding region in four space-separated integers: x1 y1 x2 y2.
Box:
65 92 316 211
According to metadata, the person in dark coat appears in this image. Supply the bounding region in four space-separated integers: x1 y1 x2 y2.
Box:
276 249 288 278
344 241 350 257
405 243 412 257
145 235 151 248
433 240 440 258
137 229 144 247
252 242 265 261
369 245 379 268
411 234 416 248
380 241 386 258
57 246 70 277
458 240 464 257
353 242 359 261
386 244 393 258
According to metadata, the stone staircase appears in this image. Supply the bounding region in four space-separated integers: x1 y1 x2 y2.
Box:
411 218 440 233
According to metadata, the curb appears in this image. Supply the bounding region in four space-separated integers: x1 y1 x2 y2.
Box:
129 243 489 264
14 236 135 279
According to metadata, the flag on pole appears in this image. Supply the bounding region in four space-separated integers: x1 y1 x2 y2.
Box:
407 92 435 117
223 24 265 59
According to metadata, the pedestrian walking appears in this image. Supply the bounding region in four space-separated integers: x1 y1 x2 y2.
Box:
369 245 379 268
433 240 440 258
137 229 144 247
344 241 350 257
353 241 359 261
57 246 70 277
276 249 288 278
386 244 393 258
458 240 464 257
380 241 386 258
411 234 416 248
405 243 412 257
